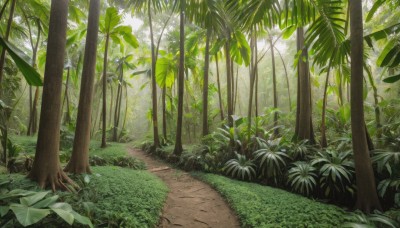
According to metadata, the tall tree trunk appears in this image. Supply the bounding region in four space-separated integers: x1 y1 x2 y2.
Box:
62 67 71 124
202 28 211 137
0 0 16 86
148 1 160 148
247 30 256 142
364 64 381 142
28 0 77 191
275 47 291 111
269 35 279 137
294 27 315 144
350 0 382 213
26 18 41 136
225 43 233 127
113 65 123 142
162 85 167 140
320 58 333 148
120 85 128 139
101 33 110 148
234 65 239 114
27 86 32 135
109 83 113 126
215 55 224 121
174 0 185 156
65 0 100 174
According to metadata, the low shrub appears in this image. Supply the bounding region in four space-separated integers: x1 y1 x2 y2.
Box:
112 156 146 170
193 172 349 227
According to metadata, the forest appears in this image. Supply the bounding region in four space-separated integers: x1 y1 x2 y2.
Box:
1 0 400 227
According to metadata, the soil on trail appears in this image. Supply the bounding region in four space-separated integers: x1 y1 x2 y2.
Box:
129 148 240 228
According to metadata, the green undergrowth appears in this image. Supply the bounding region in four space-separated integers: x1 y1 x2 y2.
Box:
0 166 168 227
89 166 168 227
192 172 349 228
89 142 128 159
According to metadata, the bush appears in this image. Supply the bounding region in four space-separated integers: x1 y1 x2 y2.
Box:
193 173 349 227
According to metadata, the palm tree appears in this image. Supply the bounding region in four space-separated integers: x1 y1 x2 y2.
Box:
99 7 138 148
174 0 185 156
349 0 382 213
28 0 77 190
64 0 101 174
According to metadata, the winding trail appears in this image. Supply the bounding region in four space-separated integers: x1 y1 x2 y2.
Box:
128 148 240 228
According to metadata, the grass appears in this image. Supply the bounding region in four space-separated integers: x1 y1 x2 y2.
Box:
193 172 349 228
89 141 129 159
9 135 128 158
10 135 37 154
89 166 168 227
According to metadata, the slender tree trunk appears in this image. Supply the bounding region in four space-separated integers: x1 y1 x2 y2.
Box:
101 34 110 148
0 0 16 86
215 55 224 121
321 58 333 148
27 86 32 135
225 43 233 127
174 0 185 156
202 28 211 137
26 20 41 136
350 0 382 212
109 83 113 126
113 65 123 142
294 27 315 144
234 65 239 114
247 31 256 142
275 47 291 111
62 68 71 124
269 36 279 137
28 0 77 191
65 0 100 173
31 88 39 134
148 1 160 148
120 85 128 139
364 64 381 142
162 85 167 140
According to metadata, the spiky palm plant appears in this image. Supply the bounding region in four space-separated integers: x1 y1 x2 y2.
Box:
224 152 256 181
312 150 355 197
254 138 289 183
287 161 318 196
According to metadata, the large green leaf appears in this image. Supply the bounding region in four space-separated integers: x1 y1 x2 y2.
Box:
230 31 251 66
72 211 94 228
32 195 59 208
156 56 176 88
0 206 9 217
103 7 121 34
383 73 400 83
365 0 386 22
10 203 50 227
20 191 50 206
377 40 400 67
0 36 43 86
50 203 74 225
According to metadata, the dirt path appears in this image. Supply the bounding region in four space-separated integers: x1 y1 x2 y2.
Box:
129 148 240 228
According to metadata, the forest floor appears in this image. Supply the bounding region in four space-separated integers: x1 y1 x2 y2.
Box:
128 148 240 228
